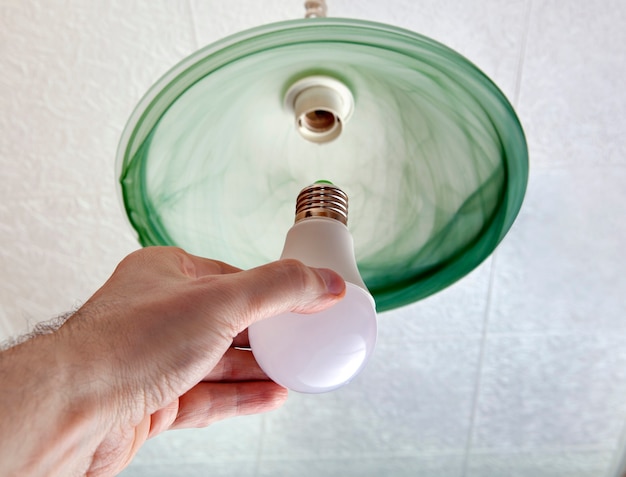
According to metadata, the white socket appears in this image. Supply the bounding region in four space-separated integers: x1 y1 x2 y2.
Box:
284 76 354 144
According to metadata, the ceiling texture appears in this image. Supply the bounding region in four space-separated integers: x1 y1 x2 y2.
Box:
1 1 625 476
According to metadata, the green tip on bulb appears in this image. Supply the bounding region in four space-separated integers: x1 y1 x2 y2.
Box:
314 179 334 185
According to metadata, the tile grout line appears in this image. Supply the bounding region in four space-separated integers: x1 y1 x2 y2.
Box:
461 3 534 472
461 3 535 472
253 414 268 477
460 252 500 476
512 0 534 108
377 328 626 345
184 0 200 50
605 417 626 477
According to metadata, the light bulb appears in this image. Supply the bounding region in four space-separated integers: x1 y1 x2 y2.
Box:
248 182 378 393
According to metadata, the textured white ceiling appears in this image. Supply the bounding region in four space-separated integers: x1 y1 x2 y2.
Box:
1 1 625 476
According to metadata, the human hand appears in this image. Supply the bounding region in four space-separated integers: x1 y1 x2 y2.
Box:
0 247 345 477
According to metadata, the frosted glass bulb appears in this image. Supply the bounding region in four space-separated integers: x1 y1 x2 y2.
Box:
249 182 378 393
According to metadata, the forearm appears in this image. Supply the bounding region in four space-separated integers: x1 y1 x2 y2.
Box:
0 331 104 476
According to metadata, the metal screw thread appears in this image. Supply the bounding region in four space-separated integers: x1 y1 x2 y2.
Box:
295 182 348 225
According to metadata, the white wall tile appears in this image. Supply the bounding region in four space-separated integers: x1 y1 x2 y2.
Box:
0 194 137 339
330 0 530 102
0 0 197 201
466 449 613 477
517 0 626 167
188 0 301 46
258 453 465 477
120 461 256 477
487 167 626 334
608 424 626 477
378 258 491 340
470 334 626 451
0 0 197 337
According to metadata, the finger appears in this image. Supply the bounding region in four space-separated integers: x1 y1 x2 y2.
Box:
117 414 153 472
147 400 179 438
210 259 346 335
202 348 269 382
169 381 288 430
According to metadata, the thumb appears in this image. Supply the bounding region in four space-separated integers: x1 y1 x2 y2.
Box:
215 258 346 334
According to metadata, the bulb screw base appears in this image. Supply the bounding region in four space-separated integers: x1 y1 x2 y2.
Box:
295 182 348 225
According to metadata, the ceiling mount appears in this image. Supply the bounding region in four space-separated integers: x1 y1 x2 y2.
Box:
304 0 327 18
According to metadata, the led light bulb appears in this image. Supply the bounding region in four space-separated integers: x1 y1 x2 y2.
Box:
249 182 378 393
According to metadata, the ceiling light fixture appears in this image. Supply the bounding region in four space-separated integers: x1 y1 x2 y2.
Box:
116 0 528 314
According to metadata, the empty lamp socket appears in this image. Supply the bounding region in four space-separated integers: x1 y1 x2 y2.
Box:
285 76 354 144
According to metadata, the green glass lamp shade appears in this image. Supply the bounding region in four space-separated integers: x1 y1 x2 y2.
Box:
117 18 528 312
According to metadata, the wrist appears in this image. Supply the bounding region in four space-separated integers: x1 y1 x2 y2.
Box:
0 331 106 476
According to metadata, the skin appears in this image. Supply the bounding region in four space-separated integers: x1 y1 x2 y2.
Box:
0 247 346 477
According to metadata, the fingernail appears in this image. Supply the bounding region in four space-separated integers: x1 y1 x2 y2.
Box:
314 268 346 296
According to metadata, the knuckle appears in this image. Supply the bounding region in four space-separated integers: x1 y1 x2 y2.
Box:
197 280 249 338
275 259 311 287
117 246 190 274
277 257 306 272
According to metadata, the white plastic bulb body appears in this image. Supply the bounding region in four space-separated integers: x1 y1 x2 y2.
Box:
249 209 378 394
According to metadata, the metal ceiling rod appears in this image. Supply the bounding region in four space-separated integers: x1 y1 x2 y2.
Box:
304 0 327 18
